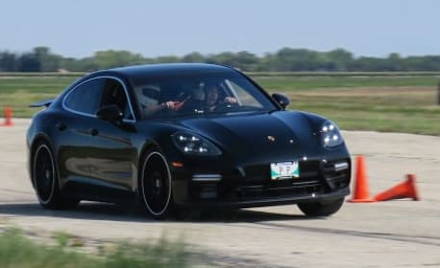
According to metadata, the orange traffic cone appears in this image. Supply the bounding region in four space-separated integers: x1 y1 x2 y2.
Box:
348 155 375 203
374 174 420 201
0 107 13 127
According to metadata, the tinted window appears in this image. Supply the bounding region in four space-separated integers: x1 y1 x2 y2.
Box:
133 72 276 119
100 79 133 120
65 79 105 115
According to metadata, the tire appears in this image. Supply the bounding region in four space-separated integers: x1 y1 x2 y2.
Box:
297 198 345 217
32 142 80 210
140 150 173 219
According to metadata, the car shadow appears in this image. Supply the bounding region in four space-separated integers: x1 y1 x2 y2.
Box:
0 202 320 224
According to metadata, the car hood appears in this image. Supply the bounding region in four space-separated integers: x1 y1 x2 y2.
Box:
173 111 324 163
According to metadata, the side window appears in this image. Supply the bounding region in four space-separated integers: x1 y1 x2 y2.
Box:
65 79 105 115
225 79 263 108
101 79 134 120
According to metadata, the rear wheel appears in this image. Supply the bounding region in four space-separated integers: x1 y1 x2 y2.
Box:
33 142 79 209
140 151 173 219
297 198 344 217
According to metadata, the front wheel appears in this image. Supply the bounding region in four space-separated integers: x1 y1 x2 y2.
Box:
140 151 174 219
297 198 345 217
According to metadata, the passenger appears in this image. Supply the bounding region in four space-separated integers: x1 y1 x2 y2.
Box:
140 87 181 116
144 101 181 116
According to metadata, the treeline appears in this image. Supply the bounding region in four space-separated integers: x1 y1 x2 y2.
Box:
1 46 440 72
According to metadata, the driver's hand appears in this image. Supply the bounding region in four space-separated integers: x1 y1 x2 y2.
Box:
224 97 238 104
164 101 179 111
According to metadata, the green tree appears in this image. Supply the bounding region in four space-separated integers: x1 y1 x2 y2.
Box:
386 53 402 71
0 52 18 71
270 48 327 71
326 48 353 71
33 46 62 72
93 50 145 69
4 46 440 73
17 53 40 72
154 55 181 63
182 52 204 62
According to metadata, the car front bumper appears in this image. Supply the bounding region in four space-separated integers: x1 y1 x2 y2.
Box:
170 156 352 208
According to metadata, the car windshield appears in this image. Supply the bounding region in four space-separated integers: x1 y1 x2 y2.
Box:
133 71 277 119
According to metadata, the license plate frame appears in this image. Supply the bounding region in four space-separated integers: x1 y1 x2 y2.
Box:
270 161 300 180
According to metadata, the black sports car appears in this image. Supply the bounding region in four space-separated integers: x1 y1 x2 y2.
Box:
27 63 351 218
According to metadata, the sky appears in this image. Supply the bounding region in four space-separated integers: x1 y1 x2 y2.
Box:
1 0 439 58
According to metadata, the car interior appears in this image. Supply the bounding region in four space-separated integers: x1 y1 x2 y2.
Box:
100 79 132 120
137 80 235 117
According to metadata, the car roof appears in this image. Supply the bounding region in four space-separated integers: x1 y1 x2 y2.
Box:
107 63 234 78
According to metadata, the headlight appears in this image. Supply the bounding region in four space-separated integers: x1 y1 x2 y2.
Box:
172 132 222 156
320 121 344 148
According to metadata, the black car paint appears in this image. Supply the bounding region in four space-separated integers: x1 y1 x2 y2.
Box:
27 63 351 208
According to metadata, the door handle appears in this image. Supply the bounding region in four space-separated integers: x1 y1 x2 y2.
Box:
89 128 99 136
56 122 67 131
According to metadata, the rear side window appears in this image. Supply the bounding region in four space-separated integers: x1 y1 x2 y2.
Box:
65 79 105 115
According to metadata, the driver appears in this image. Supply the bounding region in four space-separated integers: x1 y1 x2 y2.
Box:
204 83 237 112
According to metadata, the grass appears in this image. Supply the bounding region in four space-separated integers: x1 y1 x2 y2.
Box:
0 227 188 268
1 73 440 135
0 76 78 117
253 75 440 91
256 74 440 135
281 85 440 135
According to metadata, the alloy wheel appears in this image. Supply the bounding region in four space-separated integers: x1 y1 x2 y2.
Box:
141 151 172 217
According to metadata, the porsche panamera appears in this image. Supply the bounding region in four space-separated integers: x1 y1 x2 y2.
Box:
27 63 351 218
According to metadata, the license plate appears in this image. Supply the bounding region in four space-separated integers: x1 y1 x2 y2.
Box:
270 161 300 180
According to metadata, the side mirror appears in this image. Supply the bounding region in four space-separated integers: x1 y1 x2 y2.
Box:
272 93 290 109
97 105 123 123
